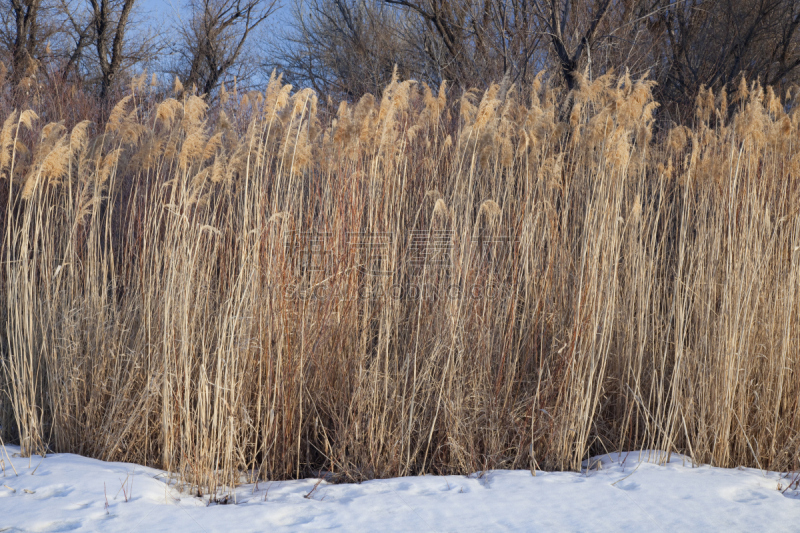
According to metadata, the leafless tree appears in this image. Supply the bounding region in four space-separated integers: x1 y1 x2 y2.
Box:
526 0 618 90
177 0 278 96
382 0 548 88
9 0 44 81
275 0 413 99
1 0 59 83
55 0 99 79
277 0 550 99
87 0 136 99
645 0 800 117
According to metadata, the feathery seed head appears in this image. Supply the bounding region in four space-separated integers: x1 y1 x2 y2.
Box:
106 96 133 134
70 121 91 155
98 148 123 186
156 98 182 127
19 109 39 131
0 110 19 175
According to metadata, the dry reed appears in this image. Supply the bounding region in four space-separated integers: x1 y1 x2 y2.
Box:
1 73 799 500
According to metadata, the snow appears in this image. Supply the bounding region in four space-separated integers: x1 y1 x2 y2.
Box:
0 445 798 532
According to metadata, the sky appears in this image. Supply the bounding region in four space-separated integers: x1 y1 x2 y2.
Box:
137 0 181 29
136 0 291 30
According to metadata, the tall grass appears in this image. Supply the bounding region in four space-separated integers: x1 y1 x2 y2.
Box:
1 71 799 497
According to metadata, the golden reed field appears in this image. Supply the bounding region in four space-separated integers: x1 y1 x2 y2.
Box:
1 71 799 497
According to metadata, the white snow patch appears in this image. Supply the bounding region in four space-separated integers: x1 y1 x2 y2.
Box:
0 446 797 532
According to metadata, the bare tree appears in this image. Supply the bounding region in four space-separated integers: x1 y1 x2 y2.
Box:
527 0 616 90
277 0 548 99
381 0 548 89
276 0 413 99
178 0 277 96
88 0 136 99
40 0 160 96
645 0 800 116
1 0 55 83
381 0 476 85
56 0 98 79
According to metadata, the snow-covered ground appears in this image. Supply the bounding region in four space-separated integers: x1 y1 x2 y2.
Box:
0 444 798 532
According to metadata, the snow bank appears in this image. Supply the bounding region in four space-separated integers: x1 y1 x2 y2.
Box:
0 445 797 532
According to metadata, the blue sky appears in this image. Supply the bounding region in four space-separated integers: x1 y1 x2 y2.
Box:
139 0 182 19
136 0 290 28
